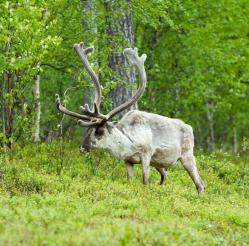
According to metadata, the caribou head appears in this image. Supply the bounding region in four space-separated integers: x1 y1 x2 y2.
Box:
55 42 204 194
55 42 147 153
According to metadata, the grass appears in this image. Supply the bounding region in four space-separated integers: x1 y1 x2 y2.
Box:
0 142 248 245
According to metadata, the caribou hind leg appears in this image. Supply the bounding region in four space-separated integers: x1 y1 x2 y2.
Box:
180 153 204 194
141 154 151 185
155 167 167 185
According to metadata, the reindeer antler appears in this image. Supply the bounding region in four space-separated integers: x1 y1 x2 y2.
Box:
74 42 107 119
55 43 147 127
55 42 105 126
105 47 147 120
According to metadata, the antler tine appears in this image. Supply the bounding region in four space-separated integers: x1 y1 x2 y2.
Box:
106 47 147 120
55 94 104 127
55 42 108 128
74 42 102 111
55 94 92 121
55 44 147 127
79 102 107 120
77 119 102 127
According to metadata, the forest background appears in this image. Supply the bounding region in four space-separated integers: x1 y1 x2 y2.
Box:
1 0 249 153
0 1 249 245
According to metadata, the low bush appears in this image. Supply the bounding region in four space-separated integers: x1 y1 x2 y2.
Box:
0 142 248 245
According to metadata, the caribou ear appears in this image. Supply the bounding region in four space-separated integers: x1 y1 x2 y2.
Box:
95 126 105 136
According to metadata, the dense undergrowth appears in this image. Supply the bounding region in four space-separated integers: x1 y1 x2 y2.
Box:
0 142 248 245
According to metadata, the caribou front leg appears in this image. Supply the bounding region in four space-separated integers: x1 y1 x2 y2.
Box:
126 163 134 181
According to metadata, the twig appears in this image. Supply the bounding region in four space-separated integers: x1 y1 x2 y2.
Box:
58 86 77 174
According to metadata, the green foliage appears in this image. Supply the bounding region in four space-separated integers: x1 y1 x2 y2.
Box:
0 0 62 143
0 0 248 149
138 0 249 148
0 1 248 244
0 143 248 245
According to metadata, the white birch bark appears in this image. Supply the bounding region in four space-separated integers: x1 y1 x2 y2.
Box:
32 74 41 142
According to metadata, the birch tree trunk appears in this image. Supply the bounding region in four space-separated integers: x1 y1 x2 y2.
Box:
205 99 215 151
104 0 136 117
32 74 41 142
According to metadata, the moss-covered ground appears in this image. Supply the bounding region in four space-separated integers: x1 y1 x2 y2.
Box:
0 142 248 245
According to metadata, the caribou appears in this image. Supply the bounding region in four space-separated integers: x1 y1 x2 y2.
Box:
55 42 204 193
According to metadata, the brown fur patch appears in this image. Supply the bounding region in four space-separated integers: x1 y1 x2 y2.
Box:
181 125 194 153
129 114 145 126
116 123 125 132
153 148 165 160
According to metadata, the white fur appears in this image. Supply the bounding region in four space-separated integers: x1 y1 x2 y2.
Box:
89 110 204 193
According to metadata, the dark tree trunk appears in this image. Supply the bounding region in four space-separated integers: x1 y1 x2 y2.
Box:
230 115 238 154
104 0 137 118
80 0 98 138
5 72 14 140
81 0 97 111
232 126 238 154
1 74 6 152
1 37 14 149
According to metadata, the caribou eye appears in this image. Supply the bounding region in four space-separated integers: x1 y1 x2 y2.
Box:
95 126 105 136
